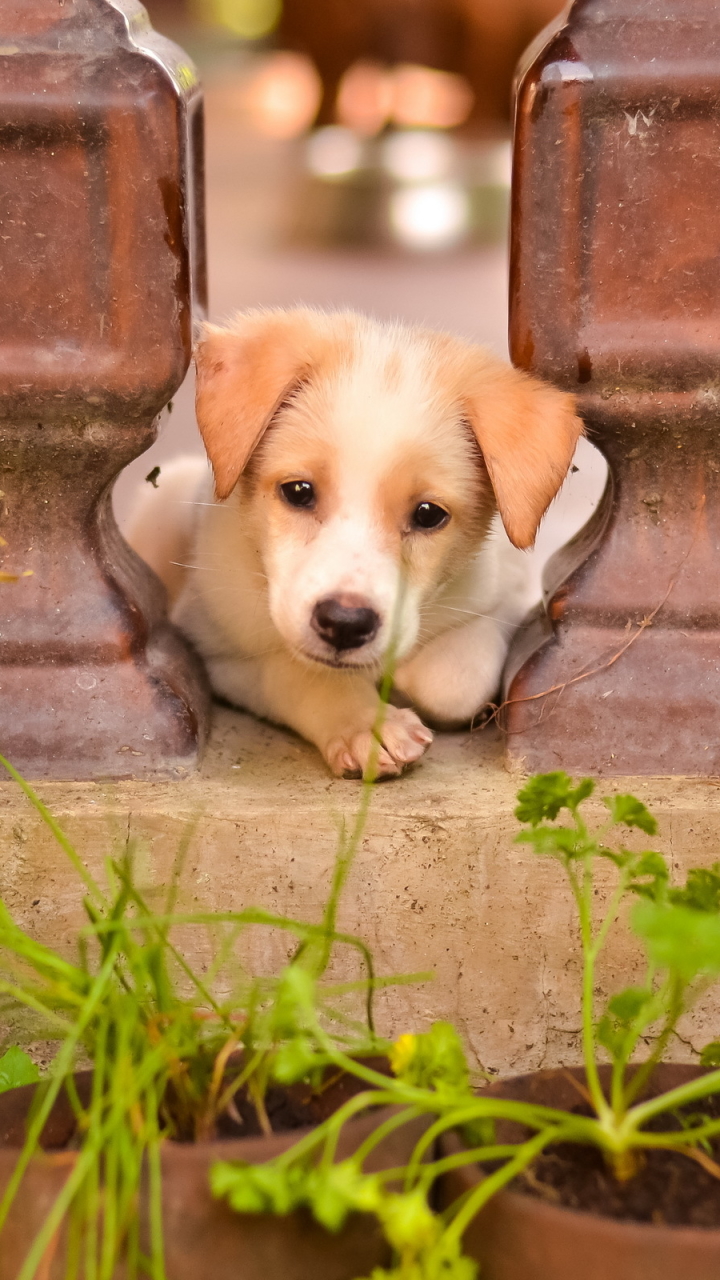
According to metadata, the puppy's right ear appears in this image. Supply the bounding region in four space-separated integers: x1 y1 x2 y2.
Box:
195 310 336 500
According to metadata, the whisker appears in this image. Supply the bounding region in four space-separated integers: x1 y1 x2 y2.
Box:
168 561 268 584
177 501 233 508
433 605 521 629
170 561 218 571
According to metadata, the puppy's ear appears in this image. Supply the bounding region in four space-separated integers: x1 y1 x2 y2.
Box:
194 310 337 500
462 361 584 550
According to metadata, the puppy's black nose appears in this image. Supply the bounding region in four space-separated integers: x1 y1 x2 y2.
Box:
311 596 380 652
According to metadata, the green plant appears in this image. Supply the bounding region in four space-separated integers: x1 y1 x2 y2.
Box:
0 1047 39 1094
0 748 428 1280
0 576 427 1280
213 773 720 1278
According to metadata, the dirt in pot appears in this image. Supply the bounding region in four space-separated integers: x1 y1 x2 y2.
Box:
202 1066 380 1142
12 1058 387 1152
507 1093 720 1226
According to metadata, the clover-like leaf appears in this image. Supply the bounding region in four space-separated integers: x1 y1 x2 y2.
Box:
210 1159 307 1216
515 773 593 826
377 1189 441 1252
515 826 590 861
306 1161 382 1232
604 795 658 835
669 864 720 915
360 1227 478 1280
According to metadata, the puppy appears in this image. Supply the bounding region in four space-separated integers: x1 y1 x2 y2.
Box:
127 308 582 778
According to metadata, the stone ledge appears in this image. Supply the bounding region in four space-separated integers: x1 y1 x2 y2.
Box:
2 708 720 1074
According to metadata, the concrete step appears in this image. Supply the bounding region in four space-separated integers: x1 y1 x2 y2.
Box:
2 708 719 1074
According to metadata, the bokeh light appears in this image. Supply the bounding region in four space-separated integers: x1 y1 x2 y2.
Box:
193 0 282 40
381 130 453 183
243 51 322 139
391 64 474 130
306 127 365 178
389 182 470 251
336 62 395 137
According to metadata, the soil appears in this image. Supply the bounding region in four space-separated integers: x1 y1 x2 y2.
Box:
210 1066 377 1141
508 1092 720 1226
0 1058 386 1152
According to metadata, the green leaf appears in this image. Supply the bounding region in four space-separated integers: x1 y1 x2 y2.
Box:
515 826 592 860
271 1036 319 1085
377 1189 440 1252
604 795 658 835
360 1236 478 1280
0 1047 40 1094
633 900 720 981
596 1015 624 1058
306 1162 382 1232
515 773 593 826
270 966 317 1038
635 851 668 876
210 1159 307 1216
669 864 720 915
700 1041 720 1068
607 987 652 1023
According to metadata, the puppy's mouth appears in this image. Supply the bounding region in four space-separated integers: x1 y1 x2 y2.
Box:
297 644 381 671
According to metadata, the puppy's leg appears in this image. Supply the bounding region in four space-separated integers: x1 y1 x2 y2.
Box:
207 650 433 778
394 616 511 727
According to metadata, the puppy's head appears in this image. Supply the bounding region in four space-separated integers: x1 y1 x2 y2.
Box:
195 309 582 669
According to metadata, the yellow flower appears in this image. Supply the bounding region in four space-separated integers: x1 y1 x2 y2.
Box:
389 1033 417 1076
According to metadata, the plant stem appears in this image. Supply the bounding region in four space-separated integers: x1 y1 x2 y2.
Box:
572 846 610 1122
623 1068 720 1134
622 976 684 1109
351 1106 425 1170
443 1128 560 1246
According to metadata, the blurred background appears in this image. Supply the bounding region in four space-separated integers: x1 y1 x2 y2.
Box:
115 0 605 598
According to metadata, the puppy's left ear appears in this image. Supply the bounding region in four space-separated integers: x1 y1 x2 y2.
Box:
463 362 584 550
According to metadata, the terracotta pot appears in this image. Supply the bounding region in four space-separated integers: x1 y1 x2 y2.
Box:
0 1062 426 1280
439 1064 720 1280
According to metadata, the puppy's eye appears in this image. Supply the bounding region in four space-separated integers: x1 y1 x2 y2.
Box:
280 480 316 509
411 501 450 532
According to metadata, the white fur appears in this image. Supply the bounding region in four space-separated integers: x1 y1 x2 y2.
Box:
125 312 565 779
127 459 533 776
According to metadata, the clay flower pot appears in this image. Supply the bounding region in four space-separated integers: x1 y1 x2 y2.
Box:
0 1064 427 1280
440 1064 720 1280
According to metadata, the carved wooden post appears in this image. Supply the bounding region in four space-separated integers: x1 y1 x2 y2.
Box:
0 0 209 780
505 0 720 775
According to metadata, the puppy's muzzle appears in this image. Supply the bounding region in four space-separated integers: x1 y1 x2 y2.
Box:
311 596 380 652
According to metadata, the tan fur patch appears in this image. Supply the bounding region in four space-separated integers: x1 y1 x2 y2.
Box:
383 348 403 393
195 310 355 500
424 331 584 549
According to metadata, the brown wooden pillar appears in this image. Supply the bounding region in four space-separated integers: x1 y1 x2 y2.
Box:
504 0 720 776
0 0 210 780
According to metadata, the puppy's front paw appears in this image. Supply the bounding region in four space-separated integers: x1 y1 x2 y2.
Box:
326 707 433 779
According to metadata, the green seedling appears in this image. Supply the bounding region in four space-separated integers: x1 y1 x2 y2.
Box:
0 750 428 1280
214 773 720 1280
0 584 427 1280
